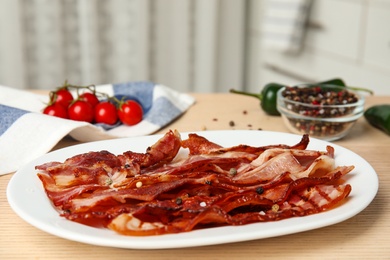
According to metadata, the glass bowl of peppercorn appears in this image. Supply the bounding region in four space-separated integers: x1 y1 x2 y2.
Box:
276 84 365 141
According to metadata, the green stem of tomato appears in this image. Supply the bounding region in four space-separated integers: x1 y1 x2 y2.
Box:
58 81 114 100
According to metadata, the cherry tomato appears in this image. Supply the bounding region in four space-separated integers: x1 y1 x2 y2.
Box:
94 101 118 125
68 100 94 122
80 92 99 108
117 100 143 126
43 103 68 119
53 89 73 108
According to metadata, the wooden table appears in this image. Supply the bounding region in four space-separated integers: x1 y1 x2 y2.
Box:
1 93 390 259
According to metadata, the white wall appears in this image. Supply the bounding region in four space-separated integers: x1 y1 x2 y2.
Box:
258 0 390 96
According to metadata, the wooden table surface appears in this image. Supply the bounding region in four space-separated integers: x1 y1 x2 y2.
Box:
1 93 390 259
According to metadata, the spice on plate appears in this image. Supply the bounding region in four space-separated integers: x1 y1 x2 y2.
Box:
256 186 264 195
229 167 237 177
175 197 182 205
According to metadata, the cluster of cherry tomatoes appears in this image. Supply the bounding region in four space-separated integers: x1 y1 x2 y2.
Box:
43 83 143 126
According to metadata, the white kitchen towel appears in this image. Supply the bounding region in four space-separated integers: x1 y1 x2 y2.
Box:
262 0 312 53
0 81 195 175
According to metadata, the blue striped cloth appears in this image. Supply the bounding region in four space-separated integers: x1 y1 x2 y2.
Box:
0 82 195 175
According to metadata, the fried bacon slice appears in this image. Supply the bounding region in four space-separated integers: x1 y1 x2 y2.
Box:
118 129 182 169
182 133 310 155
36 130 353 236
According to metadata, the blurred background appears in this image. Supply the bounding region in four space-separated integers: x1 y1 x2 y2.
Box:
0 0 389 95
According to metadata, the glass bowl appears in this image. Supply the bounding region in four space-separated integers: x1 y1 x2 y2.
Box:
276 84 365 141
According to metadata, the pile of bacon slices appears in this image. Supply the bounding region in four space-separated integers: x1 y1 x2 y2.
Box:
36 130 353 236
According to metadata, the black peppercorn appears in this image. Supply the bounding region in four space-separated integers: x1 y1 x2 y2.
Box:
256 187 264 194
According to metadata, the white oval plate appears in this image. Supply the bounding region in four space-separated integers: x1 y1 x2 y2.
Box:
7 130 378 249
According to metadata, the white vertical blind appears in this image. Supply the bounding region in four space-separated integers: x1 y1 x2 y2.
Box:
132 0 150 81
151 0 192 92
0 0 260 93
0 0 26 89
77 0 100 84
215 0 246 92
192 0 219 92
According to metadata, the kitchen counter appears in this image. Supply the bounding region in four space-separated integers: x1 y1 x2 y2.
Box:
1 93 389 259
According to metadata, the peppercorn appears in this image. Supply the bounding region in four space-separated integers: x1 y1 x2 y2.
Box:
281 85 359 116
256 187 264 194
176 197 182 205
229 168 237 177
105 178 113 186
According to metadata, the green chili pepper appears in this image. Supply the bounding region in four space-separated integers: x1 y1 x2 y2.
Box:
230 82 285 116
364 104 390 136
312 78 374 95
318 78 346 87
